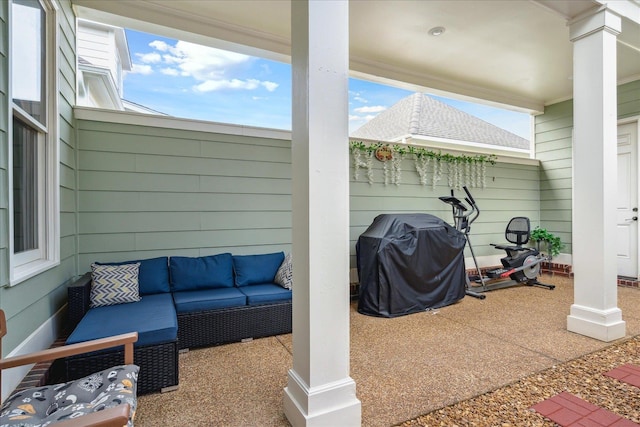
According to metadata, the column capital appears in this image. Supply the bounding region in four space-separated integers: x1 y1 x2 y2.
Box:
569 7 621 42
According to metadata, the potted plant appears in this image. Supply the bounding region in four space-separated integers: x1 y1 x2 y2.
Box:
530 226 563 258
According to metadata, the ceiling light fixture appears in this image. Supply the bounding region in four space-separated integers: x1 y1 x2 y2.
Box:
428 26 446 36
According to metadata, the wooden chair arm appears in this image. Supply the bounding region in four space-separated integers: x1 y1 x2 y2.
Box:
0 332 138 370
53 403 130 427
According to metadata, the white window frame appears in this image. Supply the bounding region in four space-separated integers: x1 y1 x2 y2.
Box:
8 0 60 285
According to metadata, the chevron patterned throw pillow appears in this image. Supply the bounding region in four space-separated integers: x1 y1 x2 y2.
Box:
274 253 293 290
90 263 142 307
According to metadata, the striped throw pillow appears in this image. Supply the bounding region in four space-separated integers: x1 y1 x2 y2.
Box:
274 253 293 290
90 263 142 307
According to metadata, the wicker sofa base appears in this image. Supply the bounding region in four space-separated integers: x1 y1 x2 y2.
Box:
178 301 292 350
65 340 179 395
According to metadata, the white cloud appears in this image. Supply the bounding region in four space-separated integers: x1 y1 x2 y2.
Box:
261 81 278 92
149 40 170 52
349 115 361 121
136 39 278 93
136 52 162 63
354 96 368 103
354 105 386 113
161 68 179 76
131 64 153 75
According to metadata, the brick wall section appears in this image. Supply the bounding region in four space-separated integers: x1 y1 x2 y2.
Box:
11 337 67 395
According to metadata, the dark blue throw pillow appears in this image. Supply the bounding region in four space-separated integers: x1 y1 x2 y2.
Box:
170 253 234 291
96 257 170 295
233 252 285 287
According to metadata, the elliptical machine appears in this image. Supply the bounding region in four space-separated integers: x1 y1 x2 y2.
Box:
438 186 554 299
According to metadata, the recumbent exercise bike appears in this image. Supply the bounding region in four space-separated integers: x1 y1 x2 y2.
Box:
439 186 555 299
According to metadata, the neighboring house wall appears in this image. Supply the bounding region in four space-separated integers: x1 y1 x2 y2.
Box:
77 20 128 97
0 0 78 354
536 79 640 257
75 110 541 273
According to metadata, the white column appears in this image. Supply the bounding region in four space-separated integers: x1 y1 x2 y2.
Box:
283 1 361 426
568 8 626 342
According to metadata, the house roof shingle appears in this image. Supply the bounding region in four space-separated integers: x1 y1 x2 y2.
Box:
350 93 530 150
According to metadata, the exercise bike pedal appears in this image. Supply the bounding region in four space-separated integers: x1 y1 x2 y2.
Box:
486 268 509 278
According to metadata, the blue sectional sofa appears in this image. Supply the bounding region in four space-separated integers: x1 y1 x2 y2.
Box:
65 252 292 395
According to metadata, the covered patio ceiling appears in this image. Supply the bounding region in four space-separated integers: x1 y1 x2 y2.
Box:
74 0 640 114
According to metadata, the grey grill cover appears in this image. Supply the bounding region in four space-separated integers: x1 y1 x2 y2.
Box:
356 213 466 318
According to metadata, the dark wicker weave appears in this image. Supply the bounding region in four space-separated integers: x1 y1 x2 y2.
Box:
65 340 178 395
177 301 292 350
67 272 292 393
66 274 179 395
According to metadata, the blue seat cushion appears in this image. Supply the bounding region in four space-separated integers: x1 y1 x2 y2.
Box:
170 253 234 291
96 256 170 295
233 252 285 287
172 288 247 313
239 283 292 305
66 293 177 347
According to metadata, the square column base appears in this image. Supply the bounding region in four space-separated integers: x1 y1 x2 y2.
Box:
567 304 626 342
284 369 361 427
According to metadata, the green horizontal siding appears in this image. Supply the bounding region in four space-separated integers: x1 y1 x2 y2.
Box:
77 117 541 272
348 158 540 266
0 0 8 290
535 99 573 255
0 0 78 354
77 119 293 269
535 79 640 257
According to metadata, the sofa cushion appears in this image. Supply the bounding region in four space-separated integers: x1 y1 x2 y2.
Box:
96 257 170 295
233 252 285 287
172 288 247 313
170 253 234 291
239 283 292 305
90 263 141 308
66 293 177 347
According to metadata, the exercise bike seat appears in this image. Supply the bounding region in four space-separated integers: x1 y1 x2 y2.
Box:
491 243 535 252
491 217 535 254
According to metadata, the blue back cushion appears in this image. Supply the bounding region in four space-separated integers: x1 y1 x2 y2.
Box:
170 253 234 291
95 257 170 295
233 252 285 287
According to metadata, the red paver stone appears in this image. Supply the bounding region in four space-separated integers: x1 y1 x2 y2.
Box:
604 364 640 388
589 408 626 426
612 419 640 427
531 392 640 427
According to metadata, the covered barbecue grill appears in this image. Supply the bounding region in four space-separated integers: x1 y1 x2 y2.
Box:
356 213 466 318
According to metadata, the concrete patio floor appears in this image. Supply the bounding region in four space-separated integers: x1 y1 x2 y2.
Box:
135 275 640 426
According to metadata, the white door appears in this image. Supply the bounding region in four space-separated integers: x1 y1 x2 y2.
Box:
617 122 639 278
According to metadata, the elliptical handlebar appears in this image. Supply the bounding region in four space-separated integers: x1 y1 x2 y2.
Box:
463 186 480 227
438 187 479 234
463 185 475 204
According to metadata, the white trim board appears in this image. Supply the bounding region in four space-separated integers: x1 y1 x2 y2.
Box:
2 306 66 402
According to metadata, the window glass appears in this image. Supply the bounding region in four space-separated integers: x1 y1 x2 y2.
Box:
12 0 46 126
12 118 39 253
10 0 57 281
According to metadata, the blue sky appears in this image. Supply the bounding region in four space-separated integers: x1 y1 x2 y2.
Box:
124 29 531 139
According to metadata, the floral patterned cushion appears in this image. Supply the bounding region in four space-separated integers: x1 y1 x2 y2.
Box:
0 364 138 427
